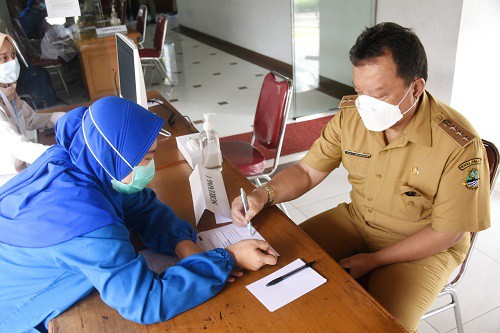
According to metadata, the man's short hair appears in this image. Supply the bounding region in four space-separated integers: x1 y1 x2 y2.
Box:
349 22 428 84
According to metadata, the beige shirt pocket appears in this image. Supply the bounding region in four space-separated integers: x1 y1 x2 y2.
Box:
343 154 370 197
391 182 433 222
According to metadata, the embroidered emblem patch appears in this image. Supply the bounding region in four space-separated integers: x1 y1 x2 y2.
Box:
461 168 479 189
458 158 481 171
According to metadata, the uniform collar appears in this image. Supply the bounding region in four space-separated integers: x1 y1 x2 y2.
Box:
391 90 432 148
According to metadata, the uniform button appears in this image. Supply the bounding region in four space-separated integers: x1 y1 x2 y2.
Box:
435 115 443 122
407 201 414 206
376 173 382 178
367 196 373 201
368 208 373 213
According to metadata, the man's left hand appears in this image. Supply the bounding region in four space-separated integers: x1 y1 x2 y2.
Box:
339 253 379 279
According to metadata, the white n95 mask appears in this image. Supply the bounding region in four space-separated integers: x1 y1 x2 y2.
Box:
0 58 20 84
355 84 419 132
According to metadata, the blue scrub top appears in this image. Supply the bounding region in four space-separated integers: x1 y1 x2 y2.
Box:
0 98 235 332
0 188 235 332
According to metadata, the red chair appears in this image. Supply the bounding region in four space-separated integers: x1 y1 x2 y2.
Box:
421 139 500 333
220 71 293 195
136 5 147 48
120 0 127 25
138 15 169 83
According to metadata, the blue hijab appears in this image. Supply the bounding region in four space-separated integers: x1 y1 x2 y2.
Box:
0 96 164 247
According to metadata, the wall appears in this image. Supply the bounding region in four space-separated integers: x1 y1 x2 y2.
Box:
451 0 500 146
376 0 463 104
178 0 292 64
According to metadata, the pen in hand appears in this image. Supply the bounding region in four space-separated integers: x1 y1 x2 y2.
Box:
240 188 256 236
266 261 316 287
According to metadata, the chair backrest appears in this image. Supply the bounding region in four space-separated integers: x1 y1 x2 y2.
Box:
483 139 500 189
450 139 500 286
153 15 168 52
136 5 148 40
120 0 127 25
253 72 292 151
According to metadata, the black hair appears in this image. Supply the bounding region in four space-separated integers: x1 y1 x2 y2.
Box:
349 22 428 84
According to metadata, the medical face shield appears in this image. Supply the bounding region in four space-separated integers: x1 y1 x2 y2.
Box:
82 107 155 194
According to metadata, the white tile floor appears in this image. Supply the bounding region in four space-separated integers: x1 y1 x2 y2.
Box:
146 15 500 333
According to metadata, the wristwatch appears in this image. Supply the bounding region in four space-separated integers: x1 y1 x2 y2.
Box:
260 183 276 208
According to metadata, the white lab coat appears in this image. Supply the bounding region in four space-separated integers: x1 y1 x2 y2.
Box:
0 95 64 186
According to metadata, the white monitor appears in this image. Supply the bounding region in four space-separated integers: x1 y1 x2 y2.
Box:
116 33 148 109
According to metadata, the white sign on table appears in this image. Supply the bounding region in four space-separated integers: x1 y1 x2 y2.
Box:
189 165 231 225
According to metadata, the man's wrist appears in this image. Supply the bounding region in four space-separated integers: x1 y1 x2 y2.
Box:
371 250 386 268
259 183 276 208
252 187 270 209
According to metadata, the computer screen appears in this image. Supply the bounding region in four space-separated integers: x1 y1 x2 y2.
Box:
116 33 148 108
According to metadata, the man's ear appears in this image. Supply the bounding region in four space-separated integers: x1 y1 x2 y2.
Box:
413 78 426 99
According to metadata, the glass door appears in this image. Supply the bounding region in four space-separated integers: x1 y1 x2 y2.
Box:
291 0 375 119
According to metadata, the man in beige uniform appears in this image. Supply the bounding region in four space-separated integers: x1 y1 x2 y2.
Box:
231 22 490 332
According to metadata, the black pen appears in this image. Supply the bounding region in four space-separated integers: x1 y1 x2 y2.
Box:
266 261 316 287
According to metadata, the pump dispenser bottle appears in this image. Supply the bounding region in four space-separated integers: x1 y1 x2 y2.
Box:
200 113 223 171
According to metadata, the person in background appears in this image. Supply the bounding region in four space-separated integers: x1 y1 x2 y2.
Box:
231 22 490 332
0 32 64 186
18 0 49 40
0 96 278 333
138 0 157 24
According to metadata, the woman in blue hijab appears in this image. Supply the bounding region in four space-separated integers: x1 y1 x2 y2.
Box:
0 96 278 332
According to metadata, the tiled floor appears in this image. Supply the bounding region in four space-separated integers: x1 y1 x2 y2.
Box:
146 14 500 333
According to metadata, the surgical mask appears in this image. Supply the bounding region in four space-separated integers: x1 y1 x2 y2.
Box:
110 159 155 194
81 107 155 194
0 58 20 84
355 84 419 132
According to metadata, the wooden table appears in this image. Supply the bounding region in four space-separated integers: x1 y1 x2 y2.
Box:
76 27 141 100
47 92 405 332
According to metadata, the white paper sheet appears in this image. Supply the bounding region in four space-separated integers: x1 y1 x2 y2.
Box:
139 248 179 274
195 223 271 251
46 0 81 18
246 259 326 312
189 165 231 225
139 224 273 273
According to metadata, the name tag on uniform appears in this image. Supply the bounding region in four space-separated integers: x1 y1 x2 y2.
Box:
344 150 371 158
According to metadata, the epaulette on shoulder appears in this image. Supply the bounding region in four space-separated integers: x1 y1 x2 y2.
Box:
438 118 476 148
339 95 357 108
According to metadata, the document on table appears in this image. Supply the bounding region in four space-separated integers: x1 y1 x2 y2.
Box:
196 223 276 253
139 224 275 273
246 259 326 312
139 249 179 274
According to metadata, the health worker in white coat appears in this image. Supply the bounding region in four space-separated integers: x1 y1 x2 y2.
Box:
0 32 64 186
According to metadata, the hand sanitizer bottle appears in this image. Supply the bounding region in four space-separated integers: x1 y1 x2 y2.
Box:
200 113 223 172
110 5 121 26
